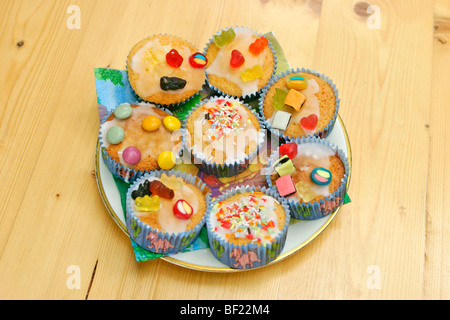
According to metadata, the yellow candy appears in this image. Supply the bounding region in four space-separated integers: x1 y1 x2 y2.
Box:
135 195 160 212
163 116 181 132
287 75 308 90
158 151 176 170
142 116 161 132
295 181 317 202
240 65 263 82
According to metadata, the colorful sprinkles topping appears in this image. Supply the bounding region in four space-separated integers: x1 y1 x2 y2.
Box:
202 99 244 141
213 192 279 243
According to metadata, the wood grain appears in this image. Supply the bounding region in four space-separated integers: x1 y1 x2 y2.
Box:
0 0 447 300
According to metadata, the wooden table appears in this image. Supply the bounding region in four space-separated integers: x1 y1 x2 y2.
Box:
0 0 448 300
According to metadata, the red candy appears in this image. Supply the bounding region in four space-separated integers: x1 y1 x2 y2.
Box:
173 199 194 220
300 114 318 131
189 52 207 68
230 49 245 68
279 142 298 159
249 36 268 55
166 49 183 68
149 180 174 199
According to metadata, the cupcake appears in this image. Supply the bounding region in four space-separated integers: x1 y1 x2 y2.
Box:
267 136 349 220
127 34 206 106
260 68 339 141
183 96 265 177
126 170 211 255
206 186 290 270
204 26 277 99
99 102 182 182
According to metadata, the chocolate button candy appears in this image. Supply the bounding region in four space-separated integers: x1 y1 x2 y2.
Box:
106 126 125 144
114 103 133 120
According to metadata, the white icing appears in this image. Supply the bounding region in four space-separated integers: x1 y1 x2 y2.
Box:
206 29 268 96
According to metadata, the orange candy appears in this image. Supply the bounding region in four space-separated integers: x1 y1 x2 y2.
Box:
249 36 269 55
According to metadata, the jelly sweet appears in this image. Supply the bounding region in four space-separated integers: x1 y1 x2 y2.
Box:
173 199 193 220
142 116 161 132
295 181 317 202
160 76 187 91
240 65 262 82
189 52 207 68
149 180 174 199
162 116 181 132
300 114 318 131
157 151 176 170
287 75 308 90
311 167 332 186
230 49 245 68
213 28 236 47
166 49 183 68
279 142 298 159
131 179 151 200
272 88 288 110
122 146 141 165
114 103 133 120
135 195 160 212
249 36 268 55
106 126 125 144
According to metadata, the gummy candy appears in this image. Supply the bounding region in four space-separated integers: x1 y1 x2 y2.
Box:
122 146 141 165
300 114 318 131
311 167 332 186
106 126 125 144
295 181 316 202
279 142 298 159
135 195 160 212
149 180 174 199
276 175 297 197
189 52 207 68
142 116 161 132
230 49 245 68
157 151 176 170
284 89 306 112
173 199 193 220
160 76 187 91
271 110 292 131
240 65 262 82
249 36 268 55
287 75 308 90
131 179 151 200
272 88 288 110
162 116 181 132
166 49 183 68
272 155 295 177
213 28 236 47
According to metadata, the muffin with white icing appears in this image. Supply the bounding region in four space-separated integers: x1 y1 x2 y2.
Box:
126 171 211 254
267 136 349 220
184 96 264 177
206 186 290 269
127 34 207 106
204 26 276 99
260 68 340 140
99 102 182 182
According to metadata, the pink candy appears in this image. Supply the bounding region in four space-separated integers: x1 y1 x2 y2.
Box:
122 146 141 165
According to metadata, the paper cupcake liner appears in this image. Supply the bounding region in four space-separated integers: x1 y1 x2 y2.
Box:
126 169 212 255
181 95 266 178
205 185 290 270
259 67 340 143
203 26 278 101
98 102 183 183
125 33 206 109
266 136 349 220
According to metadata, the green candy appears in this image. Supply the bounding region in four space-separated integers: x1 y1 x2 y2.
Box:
213 28 236 47
106 126 125 144
114 103 132 120
272 88 288 110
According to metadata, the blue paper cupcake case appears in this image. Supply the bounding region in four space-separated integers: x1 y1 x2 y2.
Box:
206 185 291 270
203 26 278 101
98 102 183 183
266 136 349 220
181 95 266 178
258 67 340 142
125 33 207 109
126 169 212 255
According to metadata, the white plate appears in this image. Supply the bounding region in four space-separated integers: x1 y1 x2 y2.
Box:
95 115 352 272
